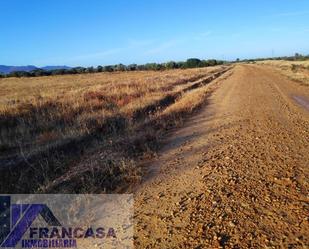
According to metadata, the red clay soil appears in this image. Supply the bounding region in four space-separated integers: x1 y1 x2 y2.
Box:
134 65 309 248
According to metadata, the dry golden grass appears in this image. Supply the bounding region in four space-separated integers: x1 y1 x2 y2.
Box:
257 60 309 86
0 66 229 193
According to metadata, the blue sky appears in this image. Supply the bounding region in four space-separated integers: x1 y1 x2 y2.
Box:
0 0 309 67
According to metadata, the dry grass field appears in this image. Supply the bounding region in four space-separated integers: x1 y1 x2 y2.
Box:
0 66 229 193
257 60 309 86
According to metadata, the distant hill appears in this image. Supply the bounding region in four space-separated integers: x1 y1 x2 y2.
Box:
41 66 71 71
0 65 71 74
0 65 37 74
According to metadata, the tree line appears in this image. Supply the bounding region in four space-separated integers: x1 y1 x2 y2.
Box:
234 53 309 63
0 58 224 78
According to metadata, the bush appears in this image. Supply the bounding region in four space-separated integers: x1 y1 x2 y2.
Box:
127 64 137 71
185 58 202 68
97 65 103 72
8 71 31 77
165 61 178 69
103 65 114 72
115 64 126 71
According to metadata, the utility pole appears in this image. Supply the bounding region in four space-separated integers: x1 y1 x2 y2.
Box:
221 54 225 63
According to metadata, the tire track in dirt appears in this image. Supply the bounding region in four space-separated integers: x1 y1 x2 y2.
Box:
133 64 309 248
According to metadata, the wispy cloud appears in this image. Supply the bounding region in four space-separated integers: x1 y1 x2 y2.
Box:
269 27 285 32
144 40 181 55
36 48 124 66
143 31 213 55
268 26 309 34
69 48 123 61
37 39 157 66
127 38 155 47
271 10 309 17
294 28 309 34
193 31 212 40
62 39 155 63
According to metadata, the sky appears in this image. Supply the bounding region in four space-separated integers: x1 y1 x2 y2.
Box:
0 0 309 67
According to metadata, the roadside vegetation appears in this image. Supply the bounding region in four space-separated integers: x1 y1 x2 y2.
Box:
256 60 309 86
234 53 309 63
233 53 309 86
0 65 230 193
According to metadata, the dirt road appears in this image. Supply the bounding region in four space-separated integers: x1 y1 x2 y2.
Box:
134 65 309 248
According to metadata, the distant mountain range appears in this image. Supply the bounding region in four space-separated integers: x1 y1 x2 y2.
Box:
0 65 71 74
